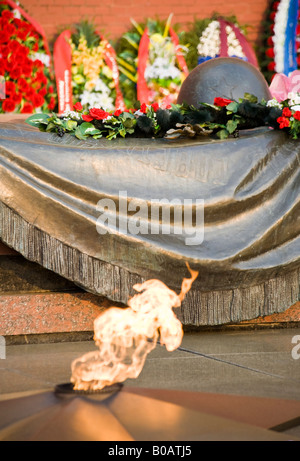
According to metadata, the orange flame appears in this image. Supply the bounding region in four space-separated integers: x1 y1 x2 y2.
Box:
71 264 198 391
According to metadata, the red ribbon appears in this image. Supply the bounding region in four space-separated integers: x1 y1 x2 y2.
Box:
53 30 73 114
96 34 126 112
0 0 51 60
53 29 125 114
137 27 189 105
219 18 259 68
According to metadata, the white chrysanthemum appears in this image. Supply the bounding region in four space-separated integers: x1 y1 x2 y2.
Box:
266 98 283 109
144 57 181 80
61 110 82 120
197 20 245 59
79 78 115 111
29 52 51 68
273 0 290 73
79 90 114 112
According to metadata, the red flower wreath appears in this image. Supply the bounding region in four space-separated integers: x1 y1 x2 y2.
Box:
0 1 57 114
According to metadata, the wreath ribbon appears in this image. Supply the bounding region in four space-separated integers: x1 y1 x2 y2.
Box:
218 18 259 68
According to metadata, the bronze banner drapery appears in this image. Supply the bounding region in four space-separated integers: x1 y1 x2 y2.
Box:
0 121 299 324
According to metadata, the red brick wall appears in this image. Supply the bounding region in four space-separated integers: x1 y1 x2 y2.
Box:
20 0 269 46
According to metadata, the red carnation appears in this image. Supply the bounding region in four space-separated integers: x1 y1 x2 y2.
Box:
89 108 110 120
0 58 5 75
293 111 300 121
1 10 14 21
17 78 29 93
267 61 276 72
0 31 10 44
22 65 33 78
282 107 292 117
10 66 22 80
26 87 36 99
266 48 275 58
214 97 233 107
12 92 23 104
8 40 21 53
113 109 122 117
277 116 290 129
48 97 56 111
5 81 16 96
140 102 147 113
20 102 34 114
82 113 94 122
32 92 45 108
73 102 83 112
151 102 159 112
39 87 47 97
2 98 16 112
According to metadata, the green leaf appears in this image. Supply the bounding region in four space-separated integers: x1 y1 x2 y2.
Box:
226 102 238 113
216 129 229 140
25 113 50 127
65 120 78 131
45 122 57 132
119 128 127 137
75 126 88 140
226 119 238 134
79 122 101 136
243 93 258 104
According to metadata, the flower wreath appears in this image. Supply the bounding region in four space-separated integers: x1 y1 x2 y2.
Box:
0 0 57 114
259 0 300 82
116 16 188 108
26 88 300 142
196 17 258 68
53 21 126 114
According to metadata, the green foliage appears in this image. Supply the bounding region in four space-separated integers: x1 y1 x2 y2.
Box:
71 20 100 48
26 93 300 142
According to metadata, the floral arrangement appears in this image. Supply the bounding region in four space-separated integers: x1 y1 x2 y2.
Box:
196 19 256 65
115 16 188 108
259 0 300 82
53 21 125 114
180 15 254 71
0 0 57 113
25 91 300 141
